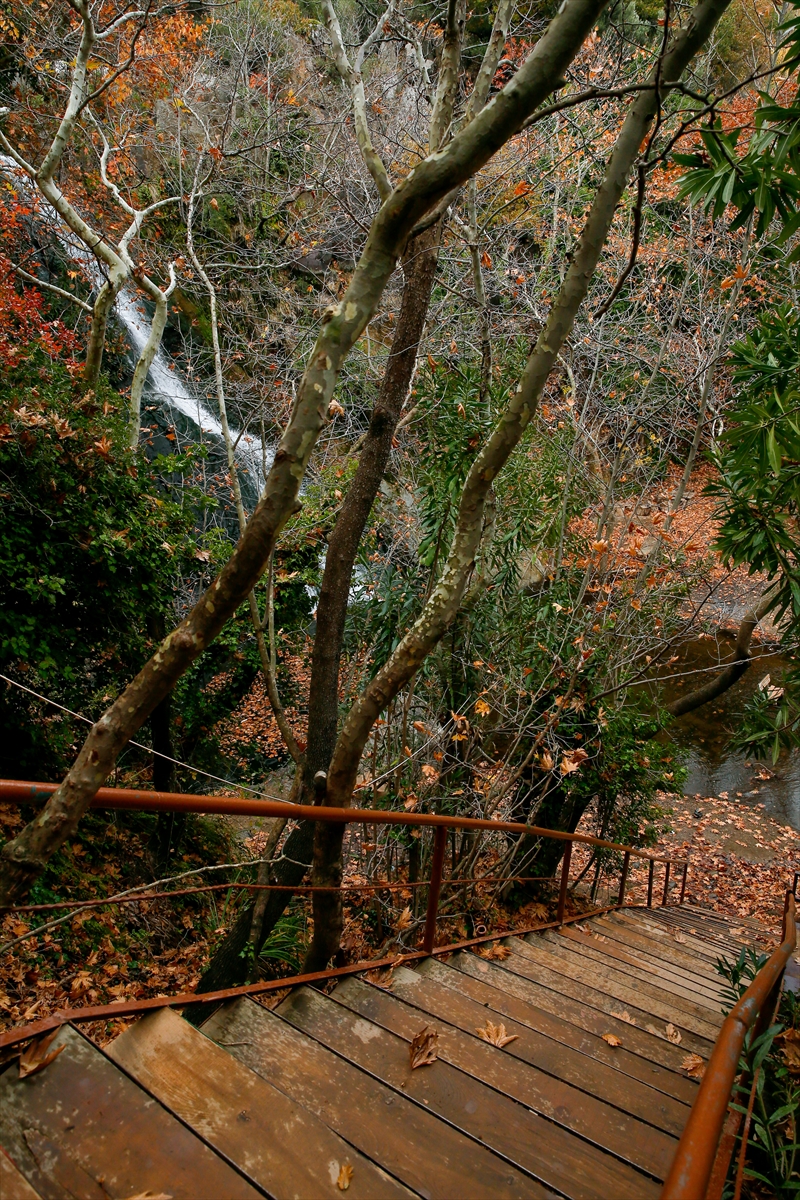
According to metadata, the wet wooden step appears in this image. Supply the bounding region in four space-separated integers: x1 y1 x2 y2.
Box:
509 938 720 1042
451 949 701 1071
334 966 685 1170
202 997 556 1200
543 928 724 1010
614 911 742 963
109 1006 410 1200
278 983 661 1199
0 1150 43 1200
364 963 690 1135
516 933 724 1028
0 1024 260 1199
588 915 733 985
416 957 698 1103
563 921 724 998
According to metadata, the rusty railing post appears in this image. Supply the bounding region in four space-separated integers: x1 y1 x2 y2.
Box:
423 826 447 954
618 851 630 906
557 840 573 924
647 859 654 907
661 861 671 906
679 862 688 905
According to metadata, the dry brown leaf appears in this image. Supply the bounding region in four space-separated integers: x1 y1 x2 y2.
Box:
681 1053 706 1079
602 1032 622 1047
665 1023 683 1045
478 944 511 961
121 1193 173 1200
337 1163 354 1191
476 1020 519 1048
409 1026 439 1069
672 932 687 944
395 906 414 932
610 1010 637 1026
19 1028 65 1080
574 923 590 933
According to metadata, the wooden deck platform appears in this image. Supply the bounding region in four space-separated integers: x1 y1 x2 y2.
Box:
0 904 768 1199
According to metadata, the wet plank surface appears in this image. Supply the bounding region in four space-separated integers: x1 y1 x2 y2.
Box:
204 996 557 1200
0 1024 260 1200
417 956 699 1102
355 963 690 1135
279 983 661 1198
110 1006 408 1200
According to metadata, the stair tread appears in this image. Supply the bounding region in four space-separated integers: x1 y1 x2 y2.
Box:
0 1149 44 1200
203 996 557 1200
416 956 699 1102
538 928 725 1012
109 1006 410 1199
361 963 691 1134
277 984 662 1198
0 1024 260 1199
553 925 726 1001
587 915 735 980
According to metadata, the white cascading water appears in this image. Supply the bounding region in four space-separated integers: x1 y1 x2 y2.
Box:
1 155 270 495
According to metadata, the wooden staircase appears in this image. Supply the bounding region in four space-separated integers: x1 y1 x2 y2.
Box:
0 904 770 1200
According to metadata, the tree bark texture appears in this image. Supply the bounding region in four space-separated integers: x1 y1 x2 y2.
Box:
325 0 736 814
0 0 607 905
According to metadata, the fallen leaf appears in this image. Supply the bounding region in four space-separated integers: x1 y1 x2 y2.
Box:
610 1010 637 1026
410 1026 439 1068
395 906 414 932
475 698 491 716
476 1020 519 1048
478 944 511 961
19 1028 66 1079
602 1032 622 1047
337 1163 354 1191
665 1023 683 1045
121 1193 173 1200
681 1053 706 1079
673 932 687 944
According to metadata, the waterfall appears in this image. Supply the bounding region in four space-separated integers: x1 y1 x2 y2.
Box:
1 156 271 501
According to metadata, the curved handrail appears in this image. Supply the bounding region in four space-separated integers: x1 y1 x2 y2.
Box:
0 778 684 864
661 890 798 1200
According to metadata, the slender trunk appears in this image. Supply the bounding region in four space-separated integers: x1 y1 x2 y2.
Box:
84 278 122 389
314 0 736 964
0 0 608 906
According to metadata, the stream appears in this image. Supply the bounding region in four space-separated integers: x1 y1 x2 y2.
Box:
656 637 800 833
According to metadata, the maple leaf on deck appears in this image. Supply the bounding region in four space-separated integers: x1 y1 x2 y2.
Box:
602 1032 622 1047
476 1020 519 1048
681 1053 706 1079
409 1026 439 1068
337 1163 354 1191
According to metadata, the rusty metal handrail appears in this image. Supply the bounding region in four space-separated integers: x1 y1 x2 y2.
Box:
0 777 689 957
660 890 798 1200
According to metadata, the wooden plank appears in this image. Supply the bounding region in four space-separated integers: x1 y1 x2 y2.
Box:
278 984 661 1199
0 1151 43 1200
509 938 721 1041
570 922 727 995
364 965 690 1135
616 911 742 960
0 1024 260 1200
203 998 556 1200
450 950 705 1070
417 957 699 1103
519 934 725 1023
110 1007 410 1200
465 945 714 1055
588 917 731 987
652 910 765 952
546 929 724 1011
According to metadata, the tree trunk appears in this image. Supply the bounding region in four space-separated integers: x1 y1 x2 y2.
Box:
0 0 610 906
